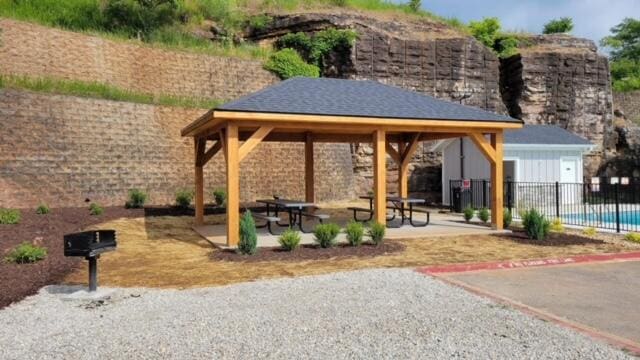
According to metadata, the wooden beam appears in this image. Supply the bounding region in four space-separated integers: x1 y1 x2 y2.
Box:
238 126 274 162
420 132 463 141
373 130 387 225
226 124 240 246
194 138 205 226
398 141 408 198
385 143 401 164
398 133 421 198
198 141 222 167
305 133 315 203
490 131 504 230
468 132 496 164
219 129 227 163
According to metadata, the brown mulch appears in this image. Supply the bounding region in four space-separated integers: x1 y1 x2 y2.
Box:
210 242 406 263
501 230 608 246
0 207 143 309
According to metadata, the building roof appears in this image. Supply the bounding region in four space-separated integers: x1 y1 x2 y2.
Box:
504 125 592 145
216 77 520 123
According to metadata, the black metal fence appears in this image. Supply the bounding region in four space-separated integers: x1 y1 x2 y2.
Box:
449 179 640 233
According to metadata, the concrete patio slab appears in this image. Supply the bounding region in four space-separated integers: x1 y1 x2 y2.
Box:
445 260 640 345
193 212 509 248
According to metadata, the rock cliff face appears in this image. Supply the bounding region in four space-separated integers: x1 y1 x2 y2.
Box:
251 12 506 197
499 34 614 176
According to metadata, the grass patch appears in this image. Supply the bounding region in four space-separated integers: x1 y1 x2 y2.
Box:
0 74 223 109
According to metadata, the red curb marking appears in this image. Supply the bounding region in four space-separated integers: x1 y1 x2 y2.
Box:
417 251 640 274
425 274 640 356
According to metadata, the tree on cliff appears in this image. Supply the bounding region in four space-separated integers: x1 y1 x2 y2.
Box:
408 0 422 13
602 18 640 92
543 17 573 34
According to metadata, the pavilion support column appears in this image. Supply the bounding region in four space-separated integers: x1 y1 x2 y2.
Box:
398 142 408 198
226 123 240 246
305 133 315 204
194 138 205 226
373 129 387 225
490 131 504 230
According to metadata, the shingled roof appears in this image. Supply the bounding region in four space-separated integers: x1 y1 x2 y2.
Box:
217 77 520 123
505 125 592 145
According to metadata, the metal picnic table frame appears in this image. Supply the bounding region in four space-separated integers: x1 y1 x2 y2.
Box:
359 195 429 227
256 198 319 233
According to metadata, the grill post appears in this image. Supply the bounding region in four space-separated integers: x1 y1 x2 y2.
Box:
88 256 98 292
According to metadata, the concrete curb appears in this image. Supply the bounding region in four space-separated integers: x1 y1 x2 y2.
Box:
424 274 640 356
416 251 640 275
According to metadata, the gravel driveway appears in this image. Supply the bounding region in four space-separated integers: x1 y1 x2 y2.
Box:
0 269 630 359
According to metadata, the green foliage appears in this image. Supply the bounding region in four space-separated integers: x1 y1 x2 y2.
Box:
609 59 640 92
478 208 490 223
550 218 564 233
495 35 520 58
175 189 193 207
102 0 182 39
278 228 301 251
264 48 320 79
601 18 640 62
463 207 474 223
0 208 21 224
0 74 223 109
5 242 47 264
468 17 501 49
238 210 258 255
0 0 105 31
367 221 385 245
543 17 573 34
521 209 551 241
126 188 148 208
36 203 50 215
212 188 226 206
248 14 272 31
344 221 364 246
89 203 104 216
313 223 340 248
408 0 421 13
583 227 597 237
275 29 357 72
624 232 640 243
503 208 512 228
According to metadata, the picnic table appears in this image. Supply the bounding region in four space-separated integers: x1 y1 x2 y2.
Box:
349 195 429 227
255 198 329 234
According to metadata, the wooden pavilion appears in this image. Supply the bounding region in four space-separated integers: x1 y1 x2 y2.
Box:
181 77 523 246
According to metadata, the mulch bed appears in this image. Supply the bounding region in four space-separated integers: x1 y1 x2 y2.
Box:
498 231 607 246
210 241 406 263
0 207 143 309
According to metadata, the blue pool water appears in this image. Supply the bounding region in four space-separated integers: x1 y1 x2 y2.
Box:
564 211 640 226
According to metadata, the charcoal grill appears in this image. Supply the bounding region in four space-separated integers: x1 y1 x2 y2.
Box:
64 230 117 292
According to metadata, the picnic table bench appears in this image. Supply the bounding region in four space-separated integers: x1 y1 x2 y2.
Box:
349 195 430 227
256 198 330 233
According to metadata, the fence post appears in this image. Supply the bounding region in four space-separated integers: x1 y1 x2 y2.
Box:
615 183 621 233
555 181 560 219
482 179 487 208
506 180 513 212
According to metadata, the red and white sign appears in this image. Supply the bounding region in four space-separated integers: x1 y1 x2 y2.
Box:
462 179 471 189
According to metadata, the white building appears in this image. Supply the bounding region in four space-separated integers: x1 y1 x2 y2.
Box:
433 125 594 205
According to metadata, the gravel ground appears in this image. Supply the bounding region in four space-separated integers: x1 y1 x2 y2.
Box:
0 269 631 359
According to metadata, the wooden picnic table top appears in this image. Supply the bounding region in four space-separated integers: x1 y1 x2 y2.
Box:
359 195 426 204
256 198 316 208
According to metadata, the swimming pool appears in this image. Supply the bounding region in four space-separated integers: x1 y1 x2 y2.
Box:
564 211 640 228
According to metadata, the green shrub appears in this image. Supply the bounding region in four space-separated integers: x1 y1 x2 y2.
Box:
313 223 341 248
126 188 147 208
89 203 104 216
248 14 272 31
463 207 475 223
478 208 490 223
503 208 512 228
274 28 357 72
278 228 301 251
345 221 364 246
521 209 550 241
543 17 574 34
550 218 564 233
212 188 226 206
624 232 640 243
408 0 422 13
583 227 597 237
175 189 193 207
264 48 320 79
238 210 258 255
36 203 50 215
0 208 21 224
5 242 47 264
102 0 183 39
367 221 386 245
468 17 501 48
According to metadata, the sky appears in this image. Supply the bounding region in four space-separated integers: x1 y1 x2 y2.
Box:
409 0 639 50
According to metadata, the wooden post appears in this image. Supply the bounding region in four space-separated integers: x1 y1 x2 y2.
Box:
398 141 408 198
305 133 315 203
226 123 240 246
490 131 504 230
373 130 386 225
194 138 205 226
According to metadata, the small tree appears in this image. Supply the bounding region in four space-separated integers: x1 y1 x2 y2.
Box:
478 208 490 223
463 207 475 223
126 189 147 208
543 17 574 34
367 222 386 245
408 0 422 13
503 208 513 228
521 209 550 241
238 211 258 255
212 188 226 206
469 17 501 48
345 221 364 246
313 223 341 248
278 228 301 251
